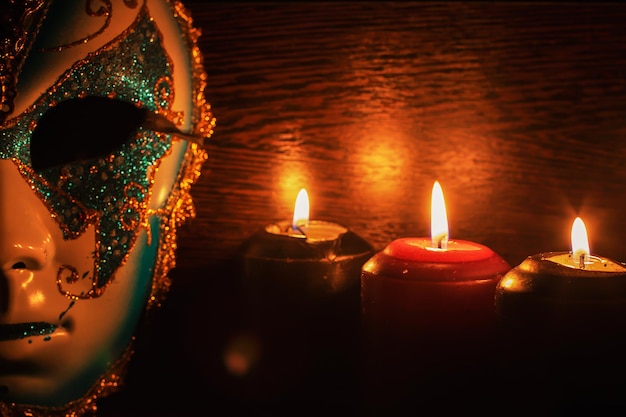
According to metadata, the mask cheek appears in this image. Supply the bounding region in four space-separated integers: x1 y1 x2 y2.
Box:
0 161 64 321
56 226 157 391
0 208 151 406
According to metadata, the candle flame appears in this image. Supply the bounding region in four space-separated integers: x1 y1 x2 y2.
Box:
292 188 310 228
571 217 590 268
431 181 449 249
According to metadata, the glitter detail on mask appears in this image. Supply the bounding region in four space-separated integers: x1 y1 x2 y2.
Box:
1 12 174 295
0 322 57 341
172 1 216 139
56 264 99 301
148 140 207 309
0 0 52 123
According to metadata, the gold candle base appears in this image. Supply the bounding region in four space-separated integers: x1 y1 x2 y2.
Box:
495 252 626 412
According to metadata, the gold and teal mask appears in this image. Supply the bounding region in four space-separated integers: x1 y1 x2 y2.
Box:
0 1 214 415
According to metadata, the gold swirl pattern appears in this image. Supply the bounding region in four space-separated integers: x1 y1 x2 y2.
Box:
39 0 141 53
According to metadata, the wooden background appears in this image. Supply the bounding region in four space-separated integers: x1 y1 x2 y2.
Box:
179 1 626 268
101 2 626 416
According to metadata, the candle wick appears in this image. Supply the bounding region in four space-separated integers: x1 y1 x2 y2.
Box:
579 253 585 269
288 223 307 237
433 235 448 250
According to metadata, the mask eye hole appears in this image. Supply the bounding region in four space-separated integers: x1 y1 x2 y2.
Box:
30 96 148 171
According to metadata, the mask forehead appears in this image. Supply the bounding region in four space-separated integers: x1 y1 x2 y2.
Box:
0 5 177 294
9 0 145 119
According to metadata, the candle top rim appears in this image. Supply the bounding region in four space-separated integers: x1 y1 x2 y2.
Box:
383 237 496 263
268 219 349 228
497 252 626 297
544 252 626 273
265 219 349 240
533 251 626 276
362 237 510 282
240 223 374 260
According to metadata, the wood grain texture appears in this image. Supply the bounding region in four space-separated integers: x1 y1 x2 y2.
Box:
100 3 626 415
174 2 626 270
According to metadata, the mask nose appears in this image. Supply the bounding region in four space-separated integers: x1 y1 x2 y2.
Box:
0 160 55 314
0 160 53 271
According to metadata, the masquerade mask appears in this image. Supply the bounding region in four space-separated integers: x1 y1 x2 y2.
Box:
0 0 214 415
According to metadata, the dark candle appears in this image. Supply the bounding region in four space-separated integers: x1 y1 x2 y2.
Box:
495 217 626 412
236 188 374 408
361 182 510 414
241 189 374 299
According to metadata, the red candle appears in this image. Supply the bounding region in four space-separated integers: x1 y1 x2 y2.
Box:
360 181 510 414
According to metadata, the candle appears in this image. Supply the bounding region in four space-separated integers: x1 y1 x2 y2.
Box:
495 217 626 412
241 188 374 297
237 188 374 405
361 181 510 414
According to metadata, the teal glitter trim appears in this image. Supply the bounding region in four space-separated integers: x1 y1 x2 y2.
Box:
0 322 57 341
0 13 174 291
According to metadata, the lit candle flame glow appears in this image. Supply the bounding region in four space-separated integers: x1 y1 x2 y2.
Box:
571 217 590 269
431 181 449 249
292 188 310 229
